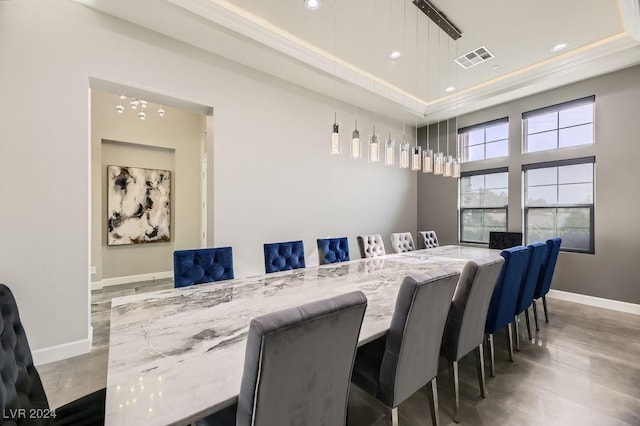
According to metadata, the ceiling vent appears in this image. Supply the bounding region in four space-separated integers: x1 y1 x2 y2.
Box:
455 46 494 69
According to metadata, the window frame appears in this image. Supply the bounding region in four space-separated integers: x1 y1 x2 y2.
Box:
522 95 595 153
522 156 596 254
458 117 509 162
459 167 509 245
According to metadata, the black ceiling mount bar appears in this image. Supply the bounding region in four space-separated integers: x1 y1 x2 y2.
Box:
412 0 462 40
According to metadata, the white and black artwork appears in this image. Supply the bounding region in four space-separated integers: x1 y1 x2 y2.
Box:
107 165 171 246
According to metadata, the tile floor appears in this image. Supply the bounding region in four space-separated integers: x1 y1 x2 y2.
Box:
38 281 640 425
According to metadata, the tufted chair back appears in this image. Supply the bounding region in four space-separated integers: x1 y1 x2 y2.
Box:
0 284 50 424
317 237 350 265
174 247 234 288
418 231 440 249
390 232 415 254
264 240 306 273
356 235 386 259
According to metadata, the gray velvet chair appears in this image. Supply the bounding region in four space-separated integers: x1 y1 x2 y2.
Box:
390 232 415 253
418 231 440 249
351 270 460 426
439 259 504 423
198 291 368 426
357 234 386 258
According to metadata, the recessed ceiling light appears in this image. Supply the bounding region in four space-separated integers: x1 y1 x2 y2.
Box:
445 86 455 92
491 65 500 70
304 0 321 11
389 51 402 60
551 43 568 52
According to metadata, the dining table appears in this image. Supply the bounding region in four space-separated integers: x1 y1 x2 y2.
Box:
104 245 502 425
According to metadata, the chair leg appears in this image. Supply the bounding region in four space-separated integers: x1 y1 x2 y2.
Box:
390 407 399 426
426 377 440 426
448 360 460 423
506 323 514 362
533 300 539 331
514 315 520 352
476 344 487 398
543 296 549 322
525 307 532 340
487 334 496 377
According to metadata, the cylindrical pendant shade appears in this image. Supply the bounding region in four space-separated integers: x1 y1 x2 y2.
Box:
369 132 380 162
399 142 410 169
350 129 361 159
331 122 341 155
411 146 422 171
452 158 461 178
422 149 433 173
385 137 395 166
443 155 453 177
433 152 444 175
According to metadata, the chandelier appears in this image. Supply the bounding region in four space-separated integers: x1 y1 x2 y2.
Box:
324 0 461 179
116 95 165 120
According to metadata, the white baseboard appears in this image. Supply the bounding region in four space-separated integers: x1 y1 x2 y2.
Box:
91 270 173 290
33 334 91 366
548 289 640 316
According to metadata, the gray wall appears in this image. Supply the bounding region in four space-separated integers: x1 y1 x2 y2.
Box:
0 0 416 356
91 90 205 282
418 65 640 304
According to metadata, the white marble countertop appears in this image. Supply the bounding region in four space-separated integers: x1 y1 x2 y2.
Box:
105 245 502 426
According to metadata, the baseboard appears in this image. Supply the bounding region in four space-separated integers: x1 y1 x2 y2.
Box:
32 335 91 366
548 289 640 316
91 270 173 289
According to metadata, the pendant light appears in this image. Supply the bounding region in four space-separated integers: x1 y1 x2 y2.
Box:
412 145 422 171
433 30 444 175
369 125 380 162
422 18 433 174
385 130 395 166
452 39 461 179
410 5 421 172
331 113 341 155
116 96 125 114
385 0 396 168
423 125 433 173
330 0 340 155
350 121 361 159
399 136 410 169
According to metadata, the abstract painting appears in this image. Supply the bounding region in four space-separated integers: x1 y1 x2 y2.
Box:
107 165 171 245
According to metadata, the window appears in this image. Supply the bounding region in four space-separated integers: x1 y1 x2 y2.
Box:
523 157 595 253
523 96 594 153
458 118 508 162
459 168 509 244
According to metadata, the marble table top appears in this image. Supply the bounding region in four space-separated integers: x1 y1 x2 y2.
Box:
105 245 502 425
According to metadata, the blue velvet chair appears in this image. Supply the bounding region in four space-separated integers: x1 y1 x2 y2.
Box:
533 238 562 330
317 237 350 265
484 246 528 376
173 247 234 288
264 240 306 273
513 242 547 350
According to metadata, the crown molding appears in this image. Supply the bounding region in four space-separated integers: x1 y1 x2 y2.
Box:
621 0 640 41
424 33 640 120
166 0 428 116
